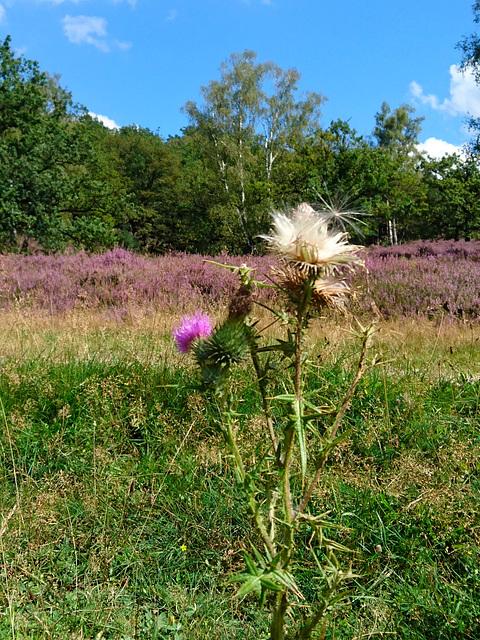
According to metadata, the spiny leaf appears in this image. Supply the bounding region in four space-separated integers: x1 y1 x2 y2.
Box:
323 537 355 554
259 574 283 592
302 398 335 415
270 569 304 599
242 551 260 577
237 575 262 597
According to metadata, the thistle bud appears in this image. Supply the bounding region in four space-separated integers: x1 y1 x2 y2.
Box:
195 318 250 368
228 283 253 319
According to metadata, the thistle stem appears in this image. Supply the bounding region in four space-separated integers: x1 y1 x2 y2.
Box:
328 322 375 442
222 396 276 558
270 592 289 640
282 279 313 525
293 321 376 522
293 577 340 640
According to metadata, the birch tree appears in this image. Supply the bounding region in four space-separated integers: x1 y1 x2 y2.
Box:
183 50 325 249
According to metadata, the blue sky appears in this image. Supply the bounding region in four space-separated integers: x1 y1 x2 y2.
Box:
1 0 479 158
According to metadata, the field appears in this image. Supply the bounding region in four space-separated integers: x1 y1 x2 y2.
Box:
0 243 479 639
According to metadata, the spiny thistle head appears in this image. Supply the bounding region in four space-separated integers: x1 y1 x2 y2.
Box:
194 318 251 368
261 203 362 276
172 311 213 354
271 263 351 311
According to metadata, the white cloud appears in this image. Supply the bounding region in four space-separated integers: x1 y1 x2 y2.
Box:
63 15 109 52
112 0 137 6
410 65 480 118
114 39 132 51
416 137 465 160
89 111 119 129
165 9 177 21
0 5 5 22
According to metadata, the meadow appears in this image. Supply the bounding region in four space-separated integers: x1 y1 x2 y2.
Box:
0 242 479 639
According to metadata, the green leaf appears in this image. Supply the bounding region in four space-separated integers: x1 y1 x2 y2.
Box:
302 398 335 415
323 537 355 554
237 575 262 597
326 588 354 608
273 393 297 402
291 398 307 478
242 551 260 576
299 512 343 530
314 428 354 467
251 545 267 568
270 569 304 599
259 573 283 592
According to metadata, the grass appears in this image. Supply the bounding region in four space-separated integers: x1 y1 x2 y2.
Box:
0 309 479 639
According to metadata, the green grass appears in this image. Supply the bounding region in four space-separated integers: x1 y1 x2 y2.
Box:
0 316 479 639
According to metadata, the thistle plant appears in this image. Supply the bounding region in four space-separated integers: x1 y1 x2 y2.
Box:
172 204 377 640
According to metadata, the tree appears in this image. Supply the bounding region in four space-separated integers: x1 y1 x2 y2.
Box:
0 37 124 251
419 153 480 240
261 65 324 182
370 102 425 242
457 2 480 152
372 101 424 155
101 125 179 251
278 119 426 245
458 1 480 81
183 50 325 251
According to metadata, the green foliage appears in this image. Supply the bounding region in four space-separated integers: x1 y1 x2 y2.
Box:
372 101 424 155
0 38 129 252
1 34 479 254
419 153 480 240
284 120 426 244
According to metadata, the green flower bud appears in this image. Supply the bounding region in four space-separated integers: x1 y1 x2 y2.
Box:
194 318 250 367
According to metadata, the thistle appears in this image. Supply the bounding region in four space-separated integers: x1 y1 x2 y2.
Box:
173 312 251 391
261 203 362 276
172 311 213 354
172 203 376 640
271 263 350 311
194 318 251 371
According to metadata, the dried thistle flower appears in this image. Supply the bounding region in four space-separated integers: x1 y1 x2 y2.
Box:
271 263 350 310
262 203 362 275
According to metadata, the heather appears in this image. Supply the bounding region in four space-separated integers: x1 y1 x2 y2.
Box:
362 239 480 321
3 241 480 322
0 248 277 315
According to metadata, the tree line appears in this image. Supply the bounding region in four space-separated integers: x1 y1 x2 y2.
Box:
1 35 480 255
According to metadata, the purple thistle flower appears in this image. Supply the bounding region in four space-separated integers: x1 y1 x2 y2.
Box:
172 311 213 354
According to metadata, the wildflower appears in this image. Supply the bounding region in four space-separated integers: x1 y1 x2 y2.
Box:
271 263 350 310
180 544 187 553
172 311 213 354
194 318 250 367
262 203 361 275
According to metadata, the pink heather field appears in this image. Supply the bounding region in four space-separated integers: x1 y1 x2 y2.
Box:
1 240 480 373
1 240 480 323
